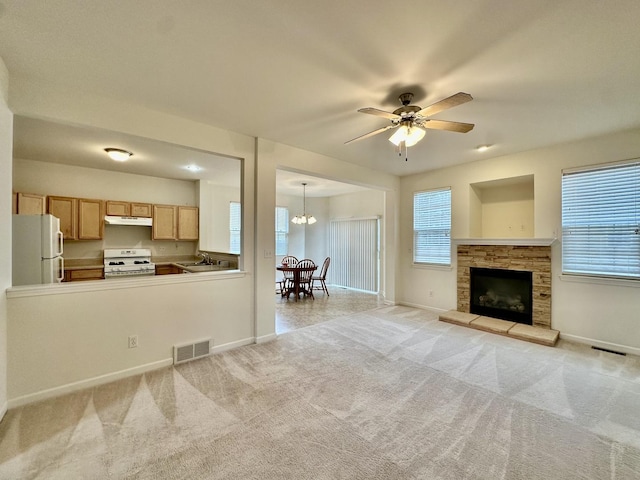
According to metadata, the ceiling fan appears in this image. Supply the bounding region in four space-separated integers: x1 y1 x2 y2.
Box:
345 92 475 155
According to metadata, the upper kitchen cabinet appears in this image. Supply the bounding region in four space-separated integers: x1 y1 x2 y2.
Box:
131 203 152 218
178 206 199 240
47 196 104 240
47 196 78 240
106 200 152 217
153 204 199 240
16 192 46 215
153 204 177 240
78 198 104 240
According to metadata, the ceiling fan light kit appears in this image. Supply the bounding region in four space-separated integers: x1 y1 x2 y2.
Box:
346 91 475 160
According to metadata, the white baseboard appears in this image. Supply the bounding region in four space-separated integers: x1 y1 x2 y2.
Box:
8 358 174 409
0 400 7 422
560 333 640 357
211 337 255 353
396 301 448 313
7 337 263 410
255 333 277 344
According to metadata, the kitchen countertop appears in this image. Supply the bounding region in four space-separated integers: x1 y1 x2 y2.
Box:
64 259 103 270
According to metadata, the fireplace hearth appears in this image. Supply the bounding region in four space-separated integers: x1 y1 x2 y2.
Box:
470 267 533 325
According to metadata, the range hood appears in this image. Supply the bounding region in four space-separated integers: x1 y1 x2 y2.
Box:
104 216 153 227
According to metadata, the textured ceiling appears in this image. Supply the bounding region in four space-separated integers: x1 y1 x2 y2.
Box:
2 0 640 183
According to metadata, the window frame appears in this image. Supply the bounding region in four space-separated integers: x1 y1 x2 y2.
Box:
275 205 289 256
561 159 640 281
412 187 452 267
229 201 241 255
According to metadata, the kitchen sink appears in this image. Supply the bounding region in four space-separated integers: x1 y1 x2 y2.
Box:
184 264 221 272
174 262 221 272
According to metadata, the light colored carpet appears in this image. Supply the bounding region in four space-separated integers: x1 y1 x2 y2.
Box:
1 305 640 479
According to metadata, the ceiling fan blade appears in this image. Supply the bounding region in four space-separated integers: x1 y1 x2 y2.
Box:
417 92 473 117
357 107 401 120
421 119 475 133
344 125 397 144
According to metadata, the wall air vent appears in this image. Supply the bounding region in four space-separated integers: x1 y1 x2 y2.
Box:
173 338 212 365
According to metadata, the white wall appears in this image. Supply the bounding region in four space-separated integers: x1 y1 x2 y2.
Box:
198 180 240 253
0 57 12 418
400 128 640 354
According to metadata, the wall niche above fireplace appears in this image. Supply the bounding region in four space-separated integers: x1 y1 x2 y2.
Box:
469 174 534 238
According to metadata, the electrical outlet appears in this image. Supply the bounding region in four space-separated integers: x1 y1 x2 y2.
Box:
128 335 138 348
429 290 434 297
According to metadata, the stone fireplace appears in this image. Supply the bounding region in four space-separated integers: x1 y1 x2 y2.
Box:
457 240 553 329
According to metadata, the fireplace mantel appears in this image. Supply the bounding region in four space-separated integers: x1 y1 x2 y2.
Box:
454 238 556 247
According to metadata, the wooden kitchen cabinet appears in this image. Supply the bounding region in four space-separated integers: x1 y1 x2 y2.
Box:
105 200 130 216
78 198 104 239
131 203 152 217
152 204 199 240
16 192 46 214
47 196 78 240
47 196 104 240
155 264 182 275
64 267 104 282
106 200 152 217
153 204 177 240
178 206 199 240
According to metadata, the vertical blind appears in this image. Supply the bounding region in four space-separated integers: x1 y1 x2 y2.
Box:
229 201 241 254
413 187 451 265
275 206 289 255
562 161 640 278
328 218 379 293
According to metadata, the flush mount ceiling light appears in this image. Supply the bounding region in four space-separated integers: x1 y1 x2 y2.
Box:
104 148 133 162
291 182 316 225
476 144 492 152
185 164 201 172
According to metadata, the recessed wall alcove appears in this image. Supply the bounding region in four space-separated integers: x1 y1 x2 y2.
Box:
469 174 534 238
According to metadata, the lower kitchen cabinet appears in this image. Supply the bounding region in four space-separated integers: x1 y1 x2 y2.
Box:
155 264 182 275
64 267 104 282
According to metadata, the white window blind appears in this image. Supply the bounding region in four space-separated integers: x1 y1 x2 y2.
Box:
413 187 451 265
229 201 241 254
328 217 379 292
562 161 640 279
275 206 289 255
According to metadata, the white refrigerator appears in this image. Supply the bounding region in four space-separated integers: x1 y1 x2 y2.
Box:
12 214 65 286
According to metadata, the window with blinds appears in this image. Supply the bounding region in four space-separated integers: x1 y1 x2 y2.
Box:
275 206 289 255
229 201 241 254
413 187 451 265
562 160 640 279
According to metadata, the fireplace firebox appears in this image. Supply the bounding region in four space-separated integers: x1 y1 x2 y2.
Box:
470 267 533 325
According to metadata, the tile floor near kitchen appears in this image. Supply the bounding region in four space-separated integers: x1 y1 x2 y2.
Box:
275 286 384 334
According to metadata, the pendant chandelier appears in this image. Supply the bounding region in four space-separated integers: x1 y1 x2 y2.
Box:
291 182 316 225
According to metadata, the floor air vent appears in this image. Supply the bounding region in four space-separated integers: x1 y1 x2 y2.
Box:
174 338 212 365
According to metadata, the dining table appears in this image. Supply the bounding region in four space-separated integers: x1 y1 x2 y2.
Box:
277 263 317 301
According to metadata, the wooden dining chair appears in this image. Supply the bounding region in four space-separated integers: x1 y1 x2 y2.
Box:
311 256 330 296
278 255 298 295
296 258 316 299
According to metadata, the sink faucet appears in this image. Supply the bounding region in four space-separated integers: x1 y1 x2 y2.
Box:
197 252 211 265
